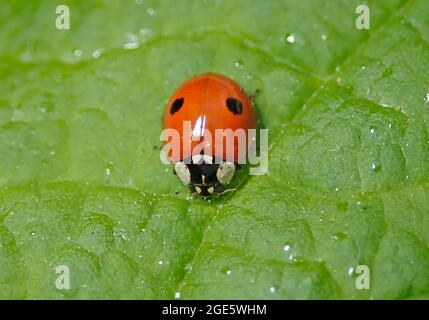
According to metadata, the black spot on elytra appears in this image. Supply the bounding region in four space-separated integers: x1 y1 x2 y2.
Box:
170 98 184 115
226 97 242 115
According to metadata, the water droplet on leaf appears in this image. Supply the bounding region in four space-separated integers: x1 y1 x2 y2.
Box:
371 162 382 172
92 48 104 59
424 93 429 104
147 7 157 16
285 32 296 44
74 49 82 57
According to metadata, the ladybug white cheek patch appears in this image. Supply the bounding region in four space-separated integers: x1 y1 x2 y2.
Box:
174 161 191 185
216 162 235 185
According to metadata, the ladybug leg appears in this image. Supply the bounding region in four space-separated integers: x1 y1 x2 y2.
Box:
216 188 237 197
249 88 261 103
190 190 199 197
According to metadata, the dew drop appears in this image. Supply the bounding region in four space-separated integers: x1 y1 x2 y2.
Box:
221 266 231 275
321 34 328 41
185 263 192 272
158 260 164 265
269 286 277 293
124 32 140 50
283 244 291 252
147 7 157 16
175 292 181 299
234 59 244 68
425 93 429 104
335 232 347 240
370 127 376 134
371 162 382 173
92 48 104 59
74 49 82 57
114 229 128 241
285 33 296 44
348 267 355 276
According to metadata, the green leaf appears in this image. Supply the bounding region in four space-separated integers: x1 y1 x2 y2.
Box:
0 0 428 299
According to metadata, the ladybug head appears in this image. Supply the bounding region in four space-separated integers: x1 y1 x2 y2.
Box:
174 155 236 197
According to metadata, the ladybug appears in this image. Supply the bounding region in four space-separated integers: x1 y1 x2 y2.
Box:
162 73 257 197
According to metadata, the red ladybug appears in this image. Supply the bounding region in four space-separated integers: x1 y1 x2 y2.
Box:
162 73 257 197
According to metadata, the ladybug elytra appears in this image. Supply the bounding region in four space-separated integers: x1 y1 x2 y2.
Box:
162 73 257 197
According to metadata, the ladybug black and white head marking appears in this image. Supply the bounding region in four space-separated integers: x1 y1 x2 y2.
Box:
173 155 237 197
174 161 191 185
216 162 235 185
